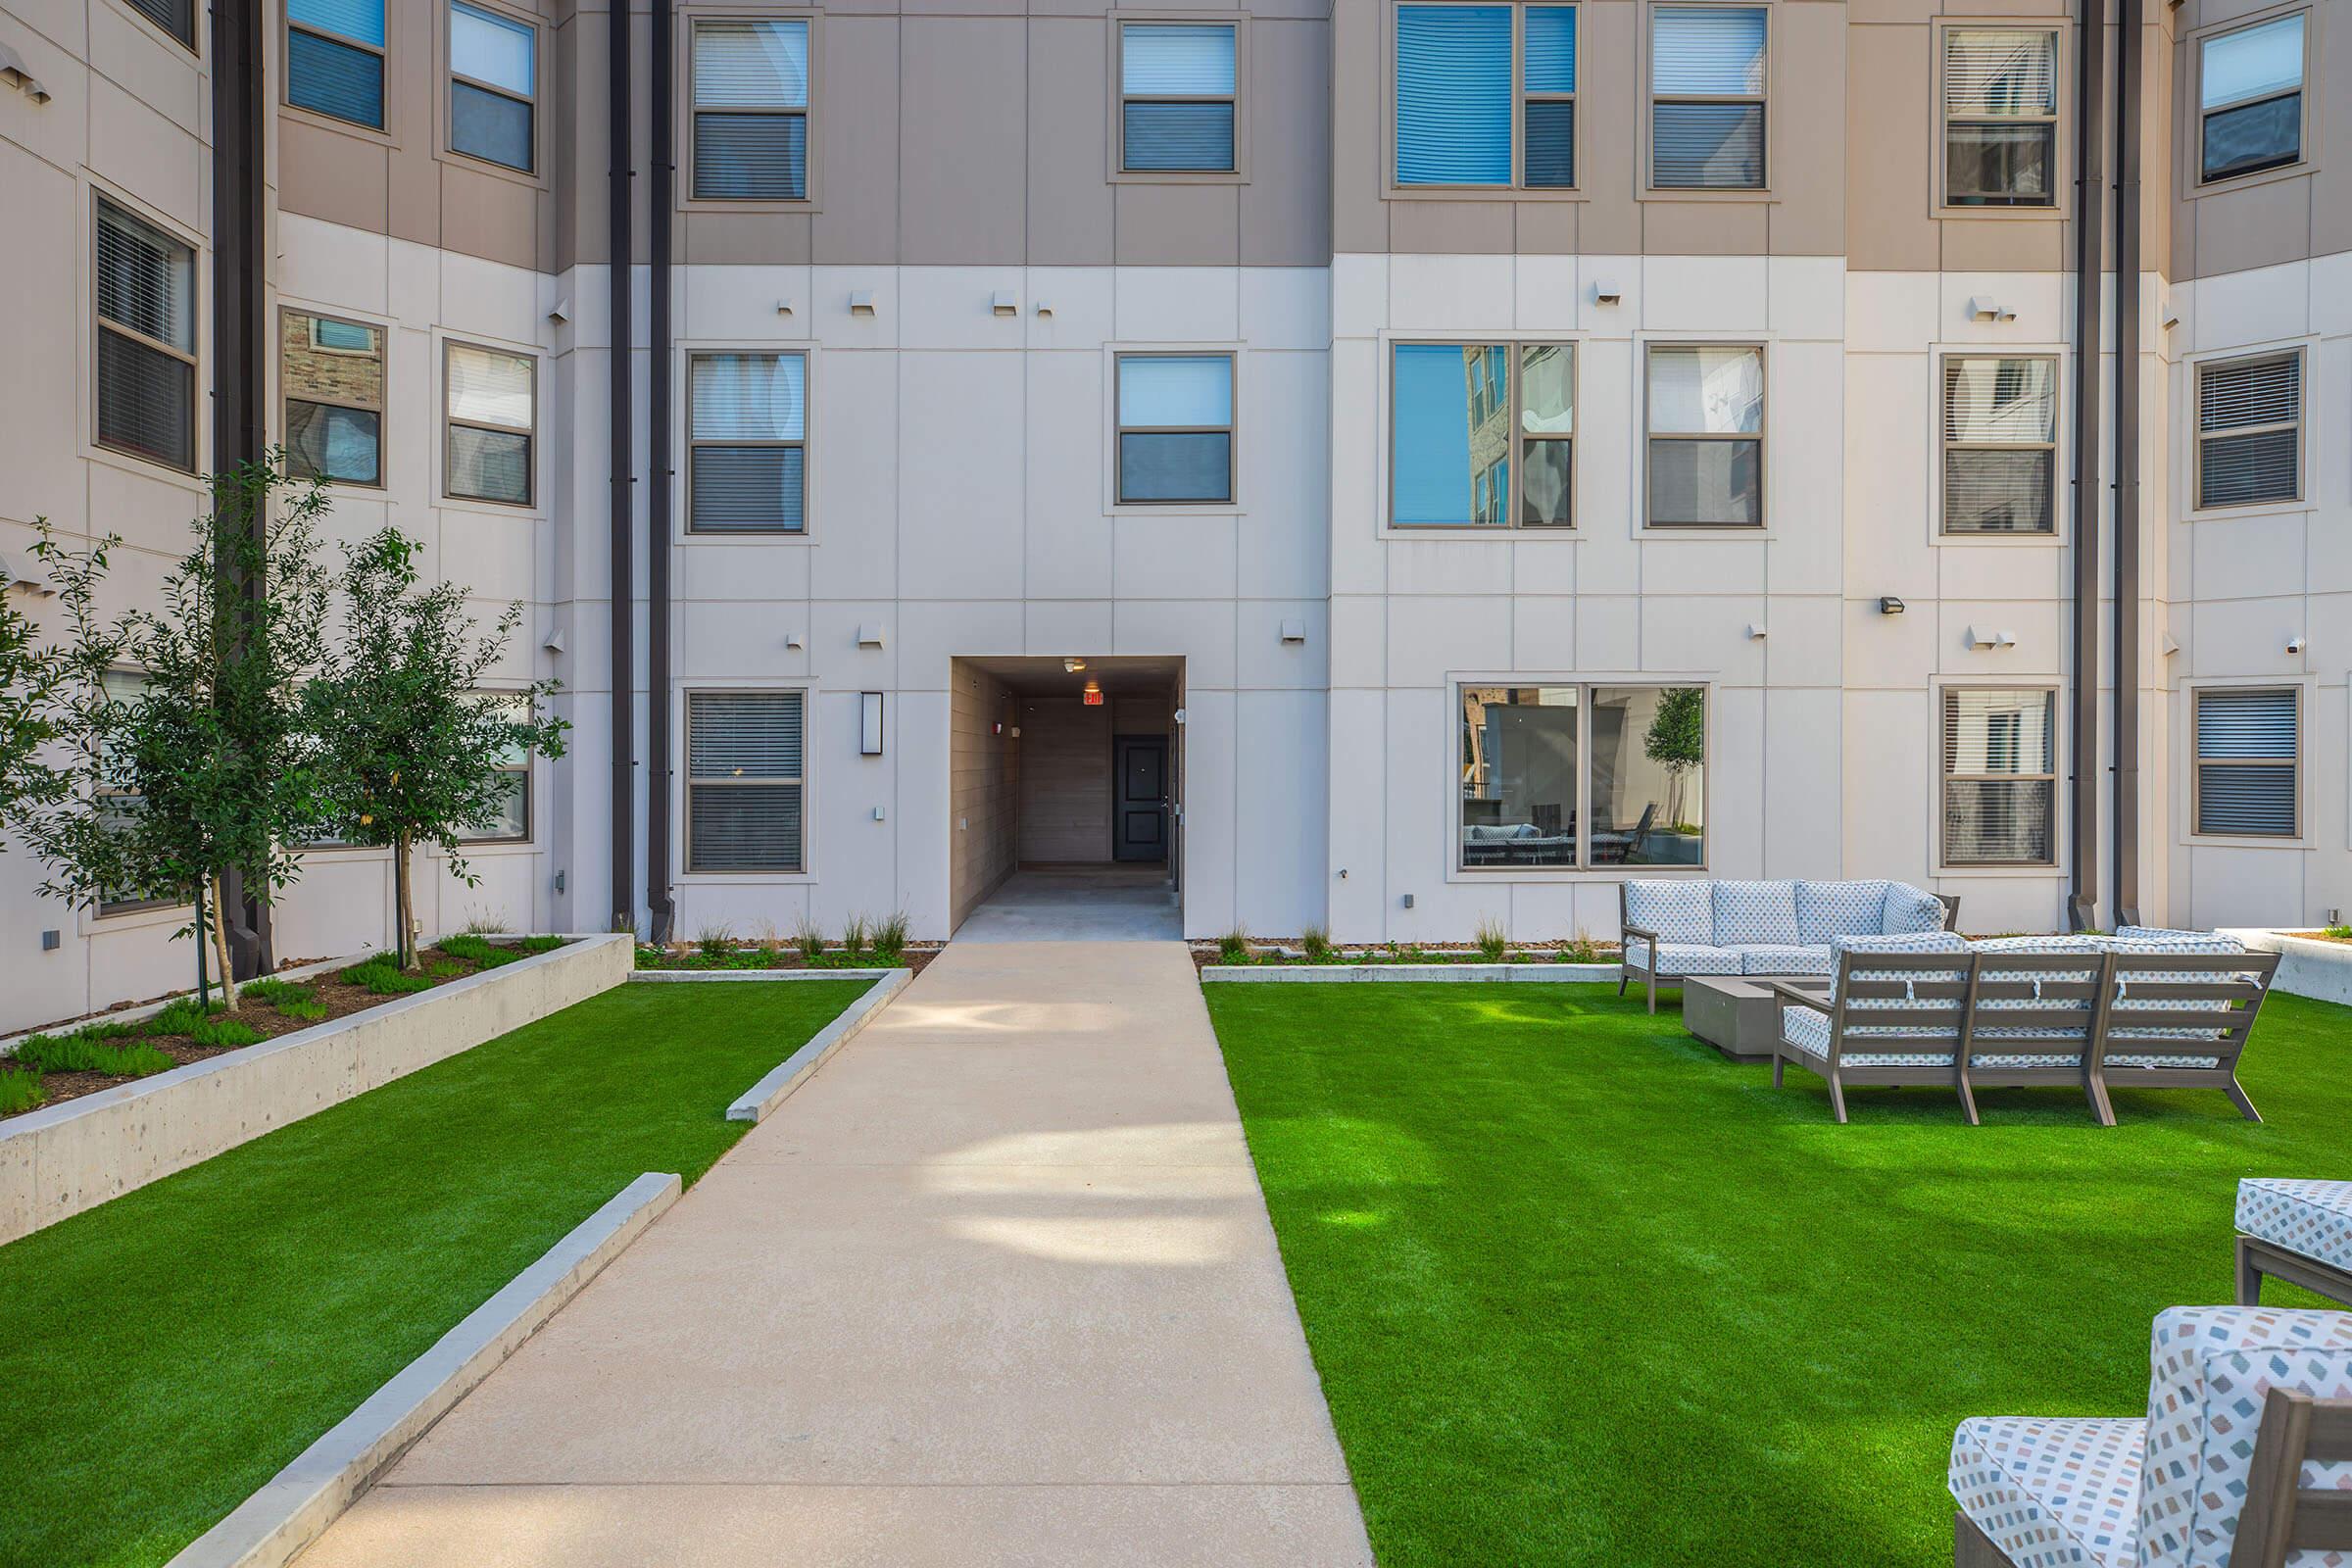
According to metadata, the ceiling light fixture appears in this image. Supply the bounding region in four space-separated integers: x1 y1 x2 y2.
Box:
1062 657 1087 673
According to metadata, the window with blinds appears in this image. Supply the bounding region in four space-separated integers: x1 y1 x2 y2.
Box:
125 0 195 49
2194 687 2298 838
2200 14 2303 183
1391 342 1573 527
1942 356 2055 534
688 691 806 873
463 695 533 843
1650 7 1765 189
1120 24 1238 173
2196 352 2300 510
445 341 535 505
1117 355 1234 505
689 353 807 532
1941 687 2054 865
1943 28 2056 207
693 20 810 200
283 312 386 487
1394 4 1576 189
288 0 388 129
1645 344 1762 526
449 1 536 172
94 200 197 473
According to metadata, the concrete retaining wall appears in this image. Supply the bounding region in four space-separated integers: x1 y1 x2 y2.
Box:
1200 962 1621 983
2221 929 2352 1005
0 933 634 1246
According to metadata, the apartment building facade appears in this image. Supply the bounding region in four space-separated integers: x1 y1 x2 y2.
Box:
0 0 2342 1028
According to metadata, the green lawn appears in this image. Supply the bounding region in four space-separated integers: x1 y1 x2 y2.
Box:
1204 981 2352 1568
0 978 872 1568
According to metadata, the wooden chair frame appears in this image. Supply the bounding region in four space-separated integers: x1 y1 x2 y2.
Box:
2235 1232 2352 1310
2094 950 2278 1123
1771 951 1977 1123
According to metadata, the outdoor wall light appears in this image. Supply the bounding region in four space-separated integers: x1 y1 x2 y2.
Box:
848 289 877 317
1879 597 1906 615
991 290 1018 317
860 692 885 756
2287 634 2308 655
1744 623 1767 640
1063 657 1087 672
1592 279 1623 306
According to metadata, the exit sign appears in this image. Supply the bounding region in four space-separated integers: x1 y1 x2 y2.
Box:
1082 689 1104 706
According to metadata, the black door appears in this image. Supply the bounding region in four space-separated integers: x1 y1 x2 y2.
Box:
1112 735 1169 862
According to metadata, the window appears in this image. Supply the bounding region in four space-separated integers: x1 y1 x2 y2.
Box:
95 670 180 914
1645 344 1762 526
1116 354 1234 505
444 341 534 505
2200 14 2304 183
2196 352 2301 509
465 696 532 843
1941 688 2055 865
1942 28 2057 207
94 199 197 473
1394 4 1577 189
281 312 384 487
689 353 807 533
1459 684 1705 869
2194 687 2298 838
288 0 387 129
692 19 809 200
1120 23 1238 173
1391 342 1572 527
1942 356 2056 534
124 0 194 49
688 691 805 873
449 1 535 172
1650 6 1765 189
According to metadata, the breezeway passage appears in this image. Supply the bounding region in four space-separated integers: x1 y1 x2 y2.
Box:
300 943 1372 1568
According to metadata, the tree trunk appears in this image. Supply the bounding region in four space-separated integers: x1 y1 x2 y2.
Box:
210 874 241 1008
394 830 415 968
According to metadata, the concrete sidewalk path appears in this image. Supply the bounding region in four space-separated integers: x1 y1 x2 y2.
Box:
298 942 1374 1568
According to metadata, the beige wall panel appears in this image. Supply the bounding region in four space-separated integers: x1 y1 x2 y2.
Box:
0 153 84 533
1019 697 1113 863
1331 0 1388 254
1941 217 2067 271
1115 182 1242 264
684 210 814 265
1025 18 1114 265
1764 0 1845 256
1515 201 1578 252
86 74 204 230
560 14 604 268
439 165 544 271
814 16 906 266
950 663 1019 928
2190 176 2313 277
1642 200 1767 253
1845 23 1938 270
900 18 1029 264
388 139 443 249
89 2 205 134
1389 198 1514 252
553 16 581 272
1578 0 1642 235
2308 14 2352 258
1241 19 1333 266
280 121 393 233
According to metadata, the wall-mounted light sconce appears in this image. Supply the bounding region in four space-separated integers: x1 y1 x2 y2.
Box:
1879 597 1906 615
848 289 877 317
871 806 887 820
1280 618 1307 643
1 44 51 103
991 290 1018 317
541 627 566 653
857 622 886 648
860 692 885 756
547 297 570 324
1967 295 2016 323
1401 893 1416 909
1744 622 1767 640
1965 625 2018 650
1592 279 1622 306
553 869 566 895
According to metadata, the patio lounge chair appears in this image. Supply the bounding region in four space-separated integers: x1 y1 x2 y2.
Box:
1619 878 1953 1013
1768 933 1972 1122
2237 1178 2352 1309
1949 1304 2352 1568
2096 931 2278 1123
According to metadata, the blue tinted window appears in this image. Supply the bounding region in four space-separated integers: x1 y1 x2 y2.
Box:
1396 6 1511 185
1395 344 1512 525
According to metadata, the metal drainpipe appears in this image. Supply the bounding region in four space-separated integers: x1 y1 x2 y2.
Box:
609 0 636 937
648 0 676 946
2112 0 2143 929
2067 0 2107 934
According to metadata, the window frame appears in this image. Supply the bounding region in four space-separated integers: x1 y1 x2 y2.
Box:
117 0 198 53
90 193 201 478
1934 22 2064 215
1937 352 2060 538
92 668 193 918
1110 349 1239 510
1383 0 1583 200
1641 1 1770 197
1110 14 1250 184
2190 345 2306 514
282 0 390 135
682 686 813 879
1641 340 1767 531
1448 678 1713 878
685 349 810 536
1385 338 1578 531
2190 7 2314 194
442 0 542 180
459 693 535 846
441 337 538 509
677 7 822 213
2188 683 2304 844
1936 684 2059 870
280 306 388 491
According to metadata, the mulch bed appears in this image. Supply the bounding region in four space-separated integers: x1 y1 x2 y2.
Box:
1191 942 1623 972
635 947 941 975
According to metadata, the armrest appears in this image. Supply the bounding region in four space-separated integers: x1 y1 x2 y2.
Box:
1767 980 1832 1014
1621 923 1658 962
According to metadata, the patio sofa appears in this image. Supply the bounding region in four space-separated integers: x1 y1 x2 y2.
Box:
1617 878 1955 1012
1949 1303 2352 1568
2237 1177 2352 1309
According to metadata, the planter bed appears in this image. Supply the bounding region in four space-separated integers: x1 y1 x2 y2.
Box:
634 943 941 975
1190 942 1620 973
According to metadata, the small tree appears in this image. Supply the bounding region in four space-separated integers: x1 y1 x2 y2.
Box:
303 529 566 969
1642 686 1706 832
0 536 71 847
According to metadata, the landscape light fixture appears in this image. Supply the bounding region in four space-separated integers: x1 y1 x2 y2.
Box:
1879 597 1906 615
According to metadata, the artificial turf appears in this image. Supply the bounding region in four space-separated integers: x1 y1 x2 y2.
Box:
0 978 873 1568
1202 981 2352 1568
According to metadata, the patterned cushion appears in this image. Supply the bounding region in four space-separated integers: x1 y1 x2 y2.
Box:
1710 880 1801 946
1623 880 1712 945
1882 881 1950 935
1796 880 1891 944
2114 926 2228 944
1738 944 1833 976
2104 1054 2223 1070
2137 1306 2352 1568
1622 939 1741 977
2237 1179 2352 1275
1780 1004 1959 1065
1950 1415 2144 1568
1973 1050 2088 1068
1832 930 1970 1005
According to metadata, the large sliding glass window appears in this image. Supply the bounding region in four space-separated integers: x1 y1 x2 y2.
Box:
1942 27 2057 207
1645 344 1762 526
449 1 536 172
1458 683 1705 869
288 0 388 128
2199 14 2303 183
1395 4 1577 189
692 19 811 200
1942 356 2055 534
2194 687 2299 838
689 352 807 532
1649 6 1766 189
1941 688 2055 865
1120 23 1238 173
1393 342 1573 527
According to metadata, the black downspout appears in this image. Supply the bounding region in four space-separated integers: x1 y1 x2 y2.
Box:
647 0 676 947
213 0 270 978
609 0 636 936
2112 0 2143 929
2067 0 2106 934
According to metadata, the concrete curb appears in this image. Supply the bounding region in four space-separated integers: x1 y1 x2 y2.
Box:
629 966 905 983
165 1171 681 1568
724 968 913 1122
1200 962 1622 983
2221 928 2352 1004
0 934 634 1246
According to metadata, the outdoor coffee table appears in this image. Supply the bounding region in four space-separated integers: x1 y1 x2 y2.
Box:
1680 974 1832 1062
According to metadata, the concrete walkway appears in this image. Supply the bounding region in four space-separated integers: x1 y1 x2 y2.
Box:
299 943 1372 1568
952 865 1183 942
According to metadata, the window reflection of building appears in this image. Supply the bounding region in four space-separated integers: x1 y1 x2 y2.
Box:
1464 346 1510 524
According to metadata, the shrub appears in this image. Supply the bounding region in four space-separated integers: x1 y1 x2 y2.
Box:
794 915 828 960
438 933 517 969
2328 924 2352 941
1300 924 1333 961
1474 917 1509 962
458 912 512 936
238 978 312 1006
144 998 223 1037
427 959 466 978
187 1014 265 1050
840 914 870 959
12 1029 175 1077
515 934 563 955
695 923 735 961
1217 927 1251 963
339 960 430 996
873 911 910 962
276 1000 330 1022
1563 930 1600 964
0 1068 45 1115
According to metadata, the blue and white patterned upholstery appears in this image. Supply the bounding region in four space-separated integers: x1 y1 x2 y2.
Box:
1780 1003 1959 1065
1882 881 1950 934
2114 926 2225 944
1831 930 1970 1005
1966 936 2103 1053
2238 1179 2352 1275
2097 932 2250 1056
1950 1415 2145 1568
1709 880 1801 946
1623 880 1713 945
1796 879 1891 943
1738 944 1833 976
1622 939 1741 977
